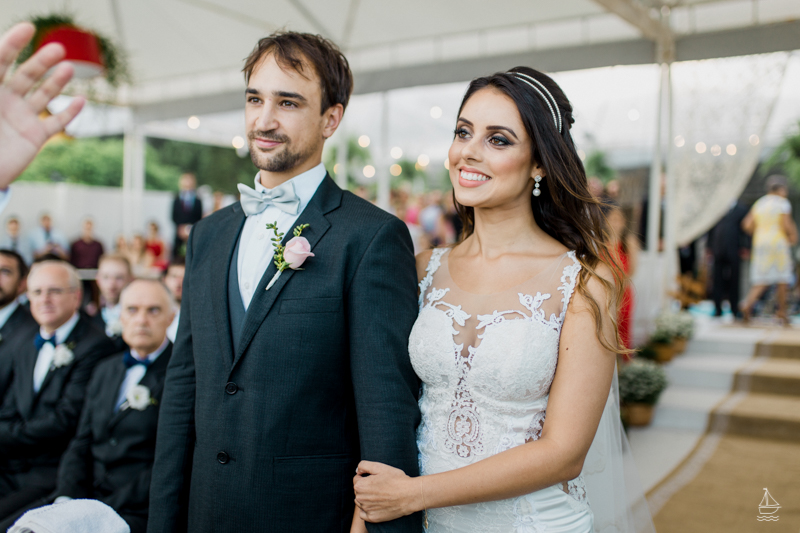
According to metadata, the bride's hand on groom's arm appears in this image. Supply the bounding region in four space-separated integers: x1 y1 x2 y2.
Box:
353 461 423 523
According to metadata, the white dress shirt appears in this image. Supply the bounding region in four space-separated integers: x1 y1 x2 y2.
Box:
115 338 170 410
236 164 326 310
33 312 80 393
166 309 180 343
0 300 19 330
101 303 122 337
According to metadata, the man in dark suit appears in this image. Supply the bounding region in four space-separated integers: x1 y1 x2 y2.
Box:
0 260 115 520
86 254 132 352
148 32 421 533
708 201 750 318
171 173 204 258
0 279 175 532
0 250 37 398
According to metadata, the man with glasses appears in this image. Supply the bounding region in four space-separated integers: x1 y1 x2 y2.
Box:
0 261 114 522
0 249 36 398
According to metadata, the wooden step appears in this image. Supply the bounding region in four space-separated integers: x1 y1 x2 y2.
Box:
737 358 800 396
756 330 800 360
711 393 800 442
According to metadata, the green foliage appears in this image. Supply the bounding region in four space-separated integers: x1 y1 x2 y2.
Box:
618 359 668 405
584 150 616 183
765 123 800 188
17 13 130 87
323 137 373 190
18 137 124 187
17 137 255 192
146 138 257 193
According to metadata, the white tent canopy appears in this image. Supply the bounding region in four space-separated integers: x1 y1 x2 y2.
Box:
3 0 799 119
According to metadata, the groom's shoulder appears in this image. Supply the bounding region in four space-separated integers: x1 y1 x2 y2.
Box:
337 191 397 228
190 204 239 236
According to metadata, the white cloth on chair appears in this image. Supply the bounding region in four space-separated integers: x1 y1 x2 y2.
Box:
8 499 130 533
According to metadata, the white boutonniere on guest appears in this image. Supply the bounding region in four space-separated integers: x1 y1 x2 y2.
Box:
106 320 123 337
123 384 158 411
264 222 314 291
51 343 75 369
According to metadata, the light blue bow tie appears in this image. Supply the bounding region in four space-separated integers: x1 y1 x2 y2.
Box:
237 180 300 216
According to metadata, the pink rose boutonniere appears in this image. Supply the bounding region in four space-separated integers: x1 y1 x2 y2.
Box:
265 222 314 290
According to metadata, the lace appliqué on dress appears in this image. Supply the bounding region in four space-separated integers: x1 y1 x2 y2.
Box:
524 410 546 442
419 248 447 311
564 476 590 514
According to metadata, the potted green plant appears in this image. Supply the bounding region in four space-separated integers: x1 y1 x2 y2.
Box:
648 327 675 362
16 14 130 87
619 359 668 427
671 311 694 353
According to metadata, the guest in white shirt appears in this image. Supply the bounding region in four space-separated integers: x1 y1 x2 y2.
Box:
162 259 185 343
0 218 32 266
29 214 69 261
87 254 132 349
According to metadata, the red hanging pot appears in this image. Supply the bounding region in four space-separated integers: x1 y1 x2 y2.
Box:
37 26 105 79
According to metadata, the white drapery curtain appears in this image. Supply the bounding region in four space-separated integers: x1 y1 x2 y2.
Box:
670 52 791 247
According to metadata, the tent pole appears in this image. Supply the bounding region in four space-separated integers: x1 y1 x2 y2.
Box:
122 124 145 237
376 91 390 210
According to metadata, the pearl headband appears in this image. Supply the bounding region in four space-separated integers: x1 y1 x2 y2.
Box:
510 72 562 133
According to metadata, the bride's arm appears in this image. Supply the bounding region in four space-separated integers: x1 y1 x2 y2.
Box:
350 506 368 533
353 266 617 522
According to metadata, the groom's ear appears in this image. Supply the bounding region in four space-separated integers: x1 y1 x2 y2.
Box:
322 103 344 139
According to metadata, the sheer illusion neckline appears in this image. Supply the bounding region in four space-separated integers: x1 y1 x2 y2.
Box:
444 248 573 297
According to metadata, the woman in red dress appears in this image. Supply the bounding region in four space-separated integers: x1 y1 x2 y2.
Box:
607 205 640 353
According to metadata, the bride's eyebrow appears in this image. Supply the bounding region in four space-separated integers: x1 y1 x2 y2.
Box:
457 117 518 140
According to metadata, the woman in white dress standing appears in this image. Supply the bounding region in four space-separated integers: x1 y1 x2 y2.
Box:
352 67 654 533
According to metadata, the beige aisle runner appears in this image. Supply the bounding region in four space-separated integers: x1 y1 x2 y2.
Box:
648 329 800 533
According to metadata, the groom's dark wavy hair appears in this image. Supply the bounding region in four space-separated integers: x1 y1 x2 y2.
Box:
453 67 628 355
243 31 353 114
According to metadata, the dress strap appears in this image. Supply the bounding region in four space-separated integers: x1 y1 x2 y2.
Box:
418 248 448 311
558 251 582 322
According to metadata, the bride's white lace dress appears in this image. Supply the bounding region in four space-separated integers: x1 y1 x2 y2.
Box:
409 247 592 532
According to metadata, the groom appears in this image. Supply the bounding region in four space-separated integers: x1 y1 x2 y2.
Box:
148 32 421 533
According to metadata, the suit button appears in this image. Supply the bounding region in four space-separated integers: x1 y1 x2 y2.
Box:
225 382 238 395
217 451 229 464
109 438 118 446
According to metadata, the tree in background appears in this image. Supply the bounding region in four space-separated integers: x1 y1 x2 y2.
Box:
17 137 256 193
584 150 616 184
766 122 800 187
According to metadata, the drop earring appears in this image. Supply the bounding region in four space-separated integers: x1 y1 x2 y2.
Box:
533 175 542 197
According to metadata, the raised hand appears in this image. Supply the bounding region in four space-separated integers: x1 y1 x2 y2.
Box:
0 22 85 188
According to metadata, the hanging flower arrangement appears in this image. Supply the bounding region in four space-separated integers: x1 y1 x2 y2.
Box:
15 14 130 87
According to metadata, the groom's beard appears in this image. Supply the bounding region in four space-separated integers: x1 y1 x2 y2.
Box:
248 131 318 174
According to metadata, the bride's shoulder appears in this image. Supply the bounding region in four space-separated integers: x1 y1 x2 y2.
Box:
415 247 446 283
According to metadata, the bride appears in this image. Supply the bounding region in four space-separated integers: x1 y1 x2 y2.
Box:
352 67 654 532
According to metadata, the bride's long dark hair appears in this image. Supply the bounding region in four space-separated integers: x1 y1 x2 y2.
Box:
453 66 626 354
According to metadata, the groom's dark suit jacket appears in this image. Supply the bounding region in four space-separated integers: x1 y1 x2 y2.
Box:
148 175 422 533
0 315 115 488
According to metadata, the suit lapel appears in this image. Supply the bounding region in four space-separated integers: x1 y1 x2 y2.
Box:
104 356 130 430
209 206 246 369
35 318 85 400
232 175 342 370
16 339 38 416
108 344 172 430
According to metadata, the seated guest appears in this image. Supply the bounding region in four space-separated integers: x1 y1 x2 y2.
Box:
161 259 184 342
0 261 114 521
88 254 132 351
0 218 32 266
0 279 175 532
0 250 36 397
29 214 69 261
69 218 104 270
